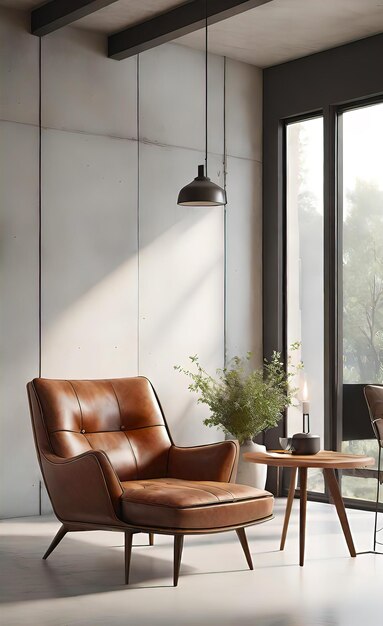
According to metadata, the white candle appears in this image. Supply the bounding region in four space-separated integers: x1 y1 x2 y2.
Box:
302 380 310 414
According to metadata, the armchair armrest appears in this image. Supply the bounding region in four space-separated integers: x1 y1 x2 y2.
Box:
167 440 239 483
40 449 124 526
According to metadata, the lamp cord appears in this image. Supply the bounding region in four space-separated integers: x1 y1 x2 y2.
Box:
205 0 208 177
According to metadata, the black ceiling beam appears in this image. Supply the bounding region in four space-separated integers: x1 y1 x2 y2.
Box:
108 0 273 60
31 0 119 37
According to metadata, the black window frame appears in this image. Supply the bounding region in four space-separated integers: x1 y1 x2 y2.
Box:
262 33 383 509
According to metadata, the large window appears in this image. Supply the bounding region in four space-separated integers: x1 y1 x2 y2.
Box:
286 117 324 493
263 33 383 500
342 103 383 385
341 102 383 503
286 105 383 502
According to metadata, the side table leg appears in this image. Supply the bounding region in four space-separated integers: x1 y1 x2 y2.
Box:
280 467 298 550
299 467 308 566
323 468 356 557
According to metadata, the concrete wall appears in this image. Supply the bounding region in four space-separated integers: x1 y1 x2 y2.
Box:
0 6 263 518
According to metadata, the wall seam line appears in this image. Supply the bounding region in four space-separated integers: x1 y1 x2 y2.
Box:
0 117 262 163
137 53 140 376
38 37 42 380
38 36 42 517
223 56 227 368
0 118 262 163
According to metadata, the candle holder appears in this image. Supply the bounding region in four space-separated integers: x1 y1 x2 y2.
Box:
303 412 310 434
280 382 321 455
291 409 320 455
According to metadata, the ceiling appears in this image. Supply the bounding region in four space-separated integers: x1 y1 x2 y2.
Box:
3 0 383 67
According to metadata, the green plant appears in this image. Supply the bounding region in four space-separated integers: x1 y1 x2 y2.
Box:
174 345 302 445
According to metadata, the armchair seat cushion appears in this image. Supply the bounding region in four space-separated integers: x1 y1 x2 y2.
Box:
120 478 273 530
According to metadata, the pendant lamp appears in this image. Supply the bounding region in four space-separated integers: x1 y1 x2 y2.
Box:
177 0 226 207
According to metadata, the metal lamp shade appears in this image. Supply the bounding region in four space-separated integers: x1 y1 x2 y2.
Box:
177 165 226 207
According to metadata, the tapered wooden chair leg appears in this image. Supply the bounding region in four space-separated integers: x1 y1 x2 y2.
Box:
42 525 67 560
173 535 184 586
149 533 154 546
125 531 134 584
236 527 254 570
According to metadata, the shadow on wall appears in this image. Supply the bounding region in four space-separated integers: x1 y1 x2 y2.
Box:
41 130 225 378
41 130 225 333
43 215 222 348
42 208 224 375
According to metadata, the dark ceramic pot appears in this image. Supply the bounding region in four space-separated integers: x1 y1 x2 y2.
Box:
291 433 320 455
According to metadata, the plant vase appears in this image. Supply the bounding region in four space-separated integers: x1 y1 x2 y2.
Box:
236 439 267 489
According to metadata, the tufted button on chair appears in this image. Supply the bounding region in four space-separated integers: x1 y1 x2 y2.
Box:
27 377 274 585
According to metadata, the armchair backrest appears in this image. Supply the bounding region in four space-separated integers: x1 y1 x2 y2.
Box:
28 377 173 481
364 384 383 447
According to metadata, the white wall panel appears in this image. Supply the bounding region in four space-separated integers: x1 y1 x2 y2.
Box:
139 142 224 445
140 43 224 155
41 130 138 379
0 8 39 125
0 6 262 518
225 59 262 161
225 156 263 367
0 122 40 518
42 27 137 139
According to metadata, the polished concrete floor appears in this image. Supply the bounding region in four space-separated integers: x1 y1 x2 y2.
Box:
0 499 382 626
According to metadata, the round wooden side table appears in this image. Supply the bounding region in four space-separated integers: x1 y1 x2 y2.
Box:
244 450 374 566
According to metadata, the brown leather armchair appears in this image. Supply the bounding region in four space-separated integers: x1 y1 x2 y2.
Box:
27 377 274 585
